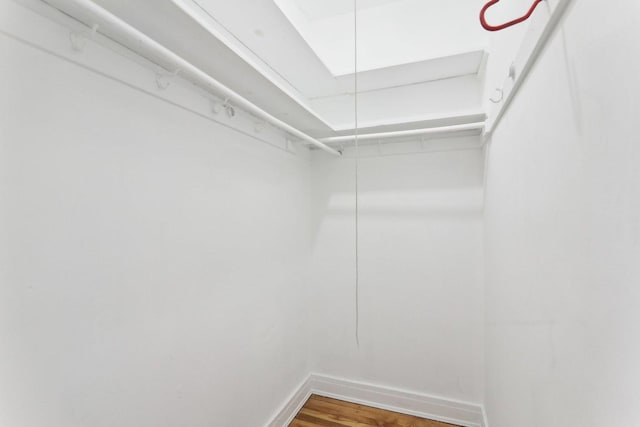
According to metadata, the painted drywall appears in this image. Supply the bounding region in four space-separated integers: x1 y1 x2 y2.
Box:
483 0 640 425
309 139 485 404
0 21 312 427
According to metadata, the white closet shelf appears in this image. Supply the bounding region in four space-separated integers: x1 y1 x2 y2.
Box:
42 0 342 156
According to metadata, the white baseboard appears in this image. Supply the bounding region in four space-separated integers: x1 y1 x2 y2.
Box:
482 405 490 427
267 373 486 427
266 375 313 427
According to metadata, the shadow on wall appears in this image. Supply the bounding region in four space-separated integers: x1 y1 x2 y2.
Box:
310 140 485 243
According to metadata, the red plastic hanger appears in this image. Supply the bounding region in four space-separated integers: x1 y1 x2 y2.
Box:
480 0 544 31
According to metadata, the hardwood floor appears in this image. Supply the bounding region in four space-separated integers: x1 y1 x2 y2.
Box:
289 394 461 427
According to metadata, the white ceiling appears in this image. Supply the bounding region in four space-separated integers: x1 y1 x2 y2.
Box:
273 0 488 75
87 0 488 136
174 0 487 90
293 0 403 21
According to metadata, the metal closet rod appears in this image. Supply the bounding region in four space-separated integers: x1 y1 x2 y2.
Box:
44 0 342 157
320 122 485 144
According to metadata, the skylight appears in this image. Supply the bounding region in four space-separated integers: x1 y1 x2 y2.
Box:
273 0 488 76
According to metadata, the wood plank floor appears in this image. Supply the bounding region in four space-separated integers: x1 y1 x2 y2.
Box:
289 394 461 427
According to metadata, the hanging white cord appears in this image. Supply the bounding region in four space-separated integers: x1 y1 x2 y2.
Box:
354 0 360 348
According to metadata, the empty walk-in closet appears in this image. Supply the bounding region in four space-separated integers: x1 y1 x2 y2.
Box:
1 0 639 426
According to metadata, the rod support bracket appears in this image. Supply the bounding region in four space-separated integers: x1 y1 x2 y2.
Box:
69 23 98 52
155 69 180 90
490 87 504 103
286 138 296 153
210 100 223 115
508 63 517 80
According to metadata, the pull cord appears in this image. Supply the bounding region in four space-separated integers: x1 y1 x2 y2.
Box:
354 0 360 348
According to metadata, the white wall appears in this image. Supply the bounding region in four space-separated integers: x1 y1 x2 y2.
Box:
14 1 640 426
309 140 485 403
0 19 312 427
484 0 640 425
